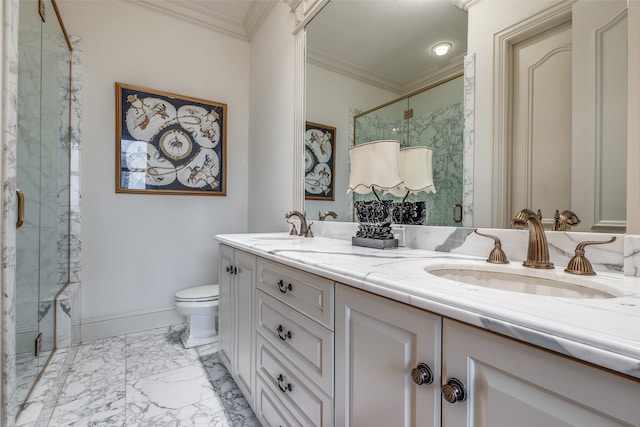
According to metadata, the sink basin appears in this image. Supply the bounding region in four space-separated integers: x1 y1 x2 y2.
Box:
251 234 301 241
424 264 622 298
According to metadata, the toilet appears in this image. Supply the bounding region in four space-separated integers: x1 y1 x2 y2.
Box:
174 284 219 348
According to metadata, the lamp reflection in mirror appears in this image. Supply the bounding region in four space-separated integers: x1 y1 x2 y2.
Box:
347 140 403 248
386 146 436 225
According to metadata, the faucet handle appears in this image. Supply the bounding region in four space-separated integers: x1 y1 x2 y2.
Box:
304 222 314 238
565 236 616 275
287 220 298 236
474 230 509 264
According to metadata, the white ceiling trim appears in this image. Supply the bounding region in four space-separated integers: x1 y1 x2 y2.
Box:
308 47 466 96
244 1 278 41
307 47 403 94
127 0 275 41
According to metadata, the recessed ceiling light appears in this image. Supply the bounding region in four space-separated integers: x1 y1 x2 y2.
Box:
432 42 452 56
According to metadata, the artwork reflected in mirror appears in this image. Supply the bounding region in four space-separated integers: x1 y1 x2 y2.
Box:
305 121 336 201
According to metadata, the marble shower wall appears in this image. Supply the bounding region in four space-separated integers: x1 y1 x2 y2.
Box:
354 100 464 227
3 0 21 422
1 1 82 423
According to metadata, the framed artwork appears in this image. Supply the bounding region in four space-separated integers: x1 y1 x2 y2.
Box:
116 82 226 195
305 121 336 200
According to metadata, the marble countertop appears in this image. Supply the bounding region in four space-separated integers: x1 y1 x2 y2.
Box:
216 233 640 379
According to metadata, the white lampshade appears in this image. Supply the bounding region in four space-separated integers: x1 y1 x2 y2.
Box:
386 146 436 197
347 140 404 194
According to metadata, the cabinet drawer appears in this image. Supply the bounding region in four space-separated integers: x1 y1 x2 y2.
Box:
255 376 300 427
257 290 334 395
256 335 333 427
257 258 334 329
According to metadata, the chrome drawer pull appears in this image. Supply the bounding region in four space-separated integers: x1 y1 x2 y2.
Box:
277 325 292 341
277 279 292 293
277 374 292 393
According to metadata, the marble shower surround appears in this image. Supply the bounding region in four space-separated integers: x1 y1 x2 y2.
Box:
1 1 83 423
353 97 464 227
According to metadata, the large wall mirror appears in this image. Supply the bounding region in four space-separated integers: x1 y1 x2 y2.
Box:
303 0 628 233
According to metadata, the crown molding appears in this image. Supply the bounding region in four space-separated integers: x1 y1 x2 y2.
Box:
307 47 465 96
128 0 278 42
451 0 476 11
307 47 403 94
244 1 278 41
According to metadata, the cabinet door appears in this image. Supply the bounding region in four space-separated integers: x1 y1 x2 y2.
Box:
234 250 257 403
335 284 442 427
218 244 234 370
442 319 640 427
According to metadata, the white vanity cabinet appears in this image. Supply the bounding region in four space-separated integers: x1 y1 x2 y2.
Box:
254 258 335 427
217 243 640 427
218 244 257 405
335 283 442 427
442 319 640 427
336 283 640 427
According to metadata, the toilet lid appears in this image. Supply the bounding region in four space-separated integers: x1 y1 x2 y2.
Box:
175 285 219 302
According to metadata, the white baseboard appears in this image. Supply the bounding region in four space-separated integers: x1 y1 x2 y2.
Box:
80 306 184 343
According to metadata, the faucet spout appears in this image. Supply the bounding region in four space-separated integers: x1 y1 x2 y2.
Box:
512 208 554 269
285 210 308 236
554 209 581 231
319 211 338 221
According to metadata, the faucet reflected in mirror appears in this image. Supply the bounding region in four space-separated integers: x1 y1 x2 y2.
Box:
319 211 337 221
554 209 581 231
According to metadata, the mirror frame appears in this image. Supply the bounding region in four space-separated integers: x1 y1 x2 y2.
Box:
291 0 329 212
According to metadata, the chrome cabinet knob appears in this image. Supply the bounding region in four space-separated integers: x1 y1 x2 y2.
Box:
442 378 466 403
411 363 433 385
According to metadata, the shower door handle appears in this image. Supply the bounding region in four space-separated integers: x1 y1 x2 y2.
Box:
16 189 24 228
452 204 463 223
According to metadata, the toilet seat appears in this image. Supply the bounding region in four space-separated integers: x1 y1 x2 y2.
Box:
175 285 219 303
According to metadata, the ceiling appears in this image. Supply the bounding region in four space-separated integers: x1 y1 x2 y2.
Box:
306 0 468 94
131 0 468 93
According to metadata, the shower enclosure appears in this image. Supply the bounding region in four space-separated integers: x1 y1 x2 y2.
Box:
353 75 465 226
15 0 71 412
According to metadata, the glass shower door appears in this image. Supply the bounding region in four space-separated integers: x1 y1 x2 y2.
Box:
16 0 71 408
406 76 464 226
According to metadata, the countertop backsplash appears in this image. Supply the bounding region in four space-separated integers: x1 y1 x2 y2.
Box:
309 221 627 276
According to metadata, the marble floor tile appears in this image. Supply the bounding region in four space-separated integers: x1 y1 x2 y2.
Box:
201 352 260 427
126 326 201 381
46 325 260 426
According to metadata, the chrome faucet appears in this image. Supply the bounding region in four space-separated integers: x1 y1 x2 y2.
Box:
319 211 337 221
553 209 581 231
285 210 312 237
511 208 554 269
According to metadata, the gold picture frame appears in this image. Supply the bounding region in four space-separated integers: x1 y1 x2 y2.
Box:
116 82 227 196
305 121 336 201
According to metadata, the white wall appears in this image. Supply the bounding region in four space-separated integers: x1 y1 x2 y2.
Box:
248 2 297 232
305 62 397 221
57 0 250 341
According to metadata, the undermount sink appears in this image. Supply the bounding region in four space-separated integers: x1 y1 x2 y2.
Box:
251 234 300 241
424 264 622 299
